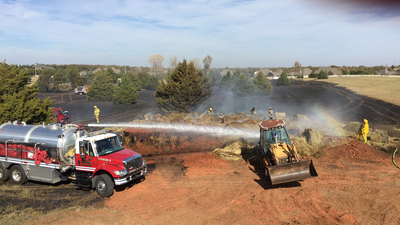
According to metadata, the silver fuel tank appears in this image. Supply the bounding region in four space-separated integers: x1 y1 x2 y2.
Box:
0 122 78 163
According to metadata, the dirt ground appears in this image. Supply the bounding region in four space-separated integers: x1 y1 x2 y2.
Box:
30 141 400 225
2 79 400 224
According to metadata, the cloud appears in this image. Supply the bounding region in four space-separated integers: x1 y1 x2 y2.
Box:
0 0 399 67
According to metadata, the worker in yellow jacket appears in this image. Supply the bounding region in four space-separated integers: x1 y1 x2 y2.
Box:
94 106 100 123
356 119 369 143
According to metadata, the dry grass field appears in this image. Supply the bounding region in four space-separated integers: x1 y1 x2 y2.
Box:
315 77 400 106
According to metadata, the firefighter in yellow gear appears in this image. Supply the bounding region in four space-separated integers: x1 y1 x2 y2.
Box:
207 108 213 115
94 106 100 123
268 107 274 120
356 119 369 143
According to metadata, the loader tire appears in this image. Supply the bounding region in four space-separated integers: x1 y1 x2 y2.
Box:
0 164 10 182
95 174 114 198
9 165 27 185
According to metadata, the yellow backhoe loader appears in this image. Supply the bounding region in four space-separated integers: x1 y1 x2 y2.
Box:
258 119 318 185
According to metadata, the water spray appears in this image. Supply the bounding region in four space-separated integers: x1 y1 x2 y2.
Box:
87 123 259 139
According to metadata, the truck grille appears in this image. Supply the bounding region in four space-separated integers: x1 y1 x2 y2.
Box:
124 155 143 172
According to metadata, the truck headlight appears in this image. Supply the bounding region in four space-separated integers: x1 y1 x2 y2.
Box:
113 169 128 177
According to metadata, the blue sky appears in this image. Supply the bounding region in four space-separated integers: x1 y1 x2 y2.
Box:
0 0 399 68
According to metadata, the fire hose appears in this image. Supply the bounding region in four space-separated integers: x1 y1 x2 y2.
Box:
392 147 400 169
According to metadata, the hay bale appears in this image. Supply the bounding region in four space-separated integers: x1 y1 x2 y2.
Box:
369 129 389 143
301 128 323 146
212 141 258 161
150 114 162 121
370 142 397 153
343 121 361 134
275 112 286 118
198 115 213 125
222 115 234 123
225 121 242 129
212 141 243 161
212 117 224 124
184 118 199 125
291 136 325 158
293 114 307 121
388 127 400 138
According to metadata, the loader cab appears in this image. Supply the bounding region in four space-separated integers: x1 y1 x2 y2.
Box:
259 119 291 154
263 127 291 148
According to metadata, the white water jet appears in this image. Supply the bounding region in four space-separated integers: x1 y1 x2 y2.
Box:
87 123 259 139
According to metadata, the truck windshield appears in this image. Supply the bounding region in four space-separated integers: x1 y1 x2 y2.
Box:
95 136 123 156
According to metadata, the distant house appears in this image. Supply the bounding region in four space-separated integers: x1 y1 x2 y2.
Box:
220 69 234 76
35 64 54 70
93 67 104 74
379 68 398 75
79 71 87 76
266 69 282 80
111 67 121 74
315 67 339 75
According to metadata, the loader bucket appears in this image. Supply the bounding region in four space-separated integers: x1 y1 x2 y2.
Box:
266 159 318 185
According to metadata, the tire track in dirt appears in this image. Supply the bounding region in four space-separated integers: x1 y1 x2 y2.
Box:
322 83 400 126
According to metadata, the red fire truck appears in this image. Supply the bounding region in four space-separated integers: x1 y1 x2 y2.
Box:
0 121 147 197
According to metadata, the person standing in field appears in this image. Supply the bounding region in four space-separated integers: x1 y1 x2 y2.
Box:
268 107 274 120
94 106 100 123
356 119 369 143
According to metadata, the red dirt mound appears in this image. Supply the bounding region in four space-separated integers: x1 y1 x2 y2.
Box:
321 141 390 163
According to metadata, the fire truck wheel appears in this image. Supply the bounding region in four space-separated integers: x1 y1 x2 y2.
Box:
9 165 27 185
0 164 10 182
95 174 115 198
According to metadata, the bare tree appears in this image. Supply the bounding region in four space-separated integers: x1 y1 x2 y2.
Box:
295 61 302 76
148 54 164 75
169 55 178 70
190 58 201 70
202 55 213 75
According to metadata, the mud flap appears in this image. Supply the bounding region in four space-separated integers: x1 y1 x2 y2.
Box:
266 159 318 185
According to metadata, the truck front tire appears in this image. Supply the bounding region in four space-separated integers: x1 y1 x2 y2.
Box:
95 174 114 198
0 164 10 182
9 165 27 185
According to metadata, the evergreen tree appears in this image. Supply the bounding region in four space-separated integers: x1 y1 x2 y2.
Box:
218 71 234 91
87 70 115 101
277 72 291 86
155 59 212 114
232 73 255 96
318 70 329 79
53 68 68 91
112 76 138 104
36 68 52 92
106 68 117 83
67 67 84 89
0 61 54 124
125 71 142 91
146 75 160 90
253 72 273 96
308 70 317 78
